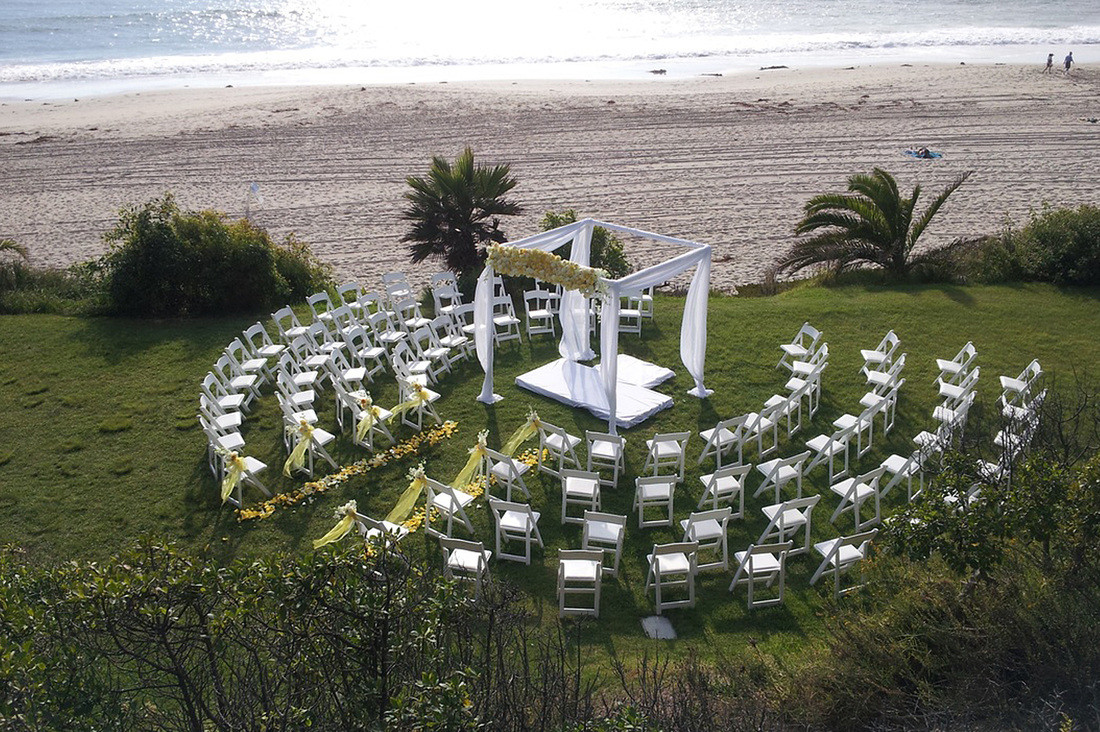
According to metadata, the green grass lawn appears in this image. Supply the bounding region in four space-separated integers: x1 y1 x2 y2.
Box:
2 282 1098 666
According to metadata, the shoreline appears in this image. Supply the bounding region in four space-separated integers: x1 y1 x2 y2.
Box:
2 63 1098 290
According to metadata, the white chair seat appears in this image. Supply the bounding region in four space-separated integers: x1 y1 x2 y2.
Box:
545 432 582 452
292 372 318 388
493 315 520 326
448 547 492 572
303 354 329 370
215 432 245 451
216 393 246 411
432 490 476 513
291 408 318 424
648 552 691 575
699 425 735 445
860 392 886 409
257 344 286 358
680 517 723 542
211 412 243 431
241 357 268 371
287 390 314 408
284 326 309 339
439 335 469 349
560 558 601 582
365 522 410 542
590 439 622 460
490 460 530 481
500 509 540 533
813 538 866 567
833 414 859 430
564 474 600 499
242 456 266 473
790 360 815 377
780 343 809 359
806 433 842 452
586 519 624 544
881 453 910 473
866 371 892 387
761 503 809 528
379 332 406 345
831 477 875 502
528 308 553 319
936 358 964 374
638 481 674 501
312 427 336 446
357 346 386 360
342 367 367 382
733 550 782 574
861 349 887 364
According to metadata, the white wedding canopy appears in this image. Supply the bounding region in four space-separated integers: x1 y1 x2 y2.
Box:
473 218 713 434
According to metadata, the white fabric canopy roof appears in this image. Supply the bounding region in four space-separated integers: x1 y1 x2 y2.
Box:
474 218 713 433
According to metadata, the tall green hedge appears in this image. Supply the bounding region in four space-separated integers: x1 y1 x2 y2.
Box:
101 194 331 317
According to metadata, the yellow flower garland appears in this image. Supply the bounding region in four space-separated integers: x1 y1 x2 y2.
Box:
487 244 608 297
237 421 458 521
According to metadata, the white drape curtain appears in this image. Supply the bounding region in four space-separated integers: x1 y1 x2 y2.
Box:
476 220 589 403
475 219 714 425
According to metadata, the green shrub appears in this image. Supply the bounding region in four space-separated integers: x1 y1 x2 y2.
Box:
100 194 331 317
1016 204 1100 285
541 210 632 279
0 256 104 314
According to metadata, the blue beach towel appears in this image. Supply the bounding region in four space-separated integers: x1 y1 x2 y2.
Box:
904 149 943 159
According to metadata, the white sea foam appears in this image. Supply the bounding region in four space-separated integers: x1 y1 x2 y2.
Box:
2 0 1097 97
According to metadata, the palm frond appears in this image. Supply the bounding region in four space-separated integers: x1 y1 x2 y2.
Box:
908 171 973 248
0 239 28 260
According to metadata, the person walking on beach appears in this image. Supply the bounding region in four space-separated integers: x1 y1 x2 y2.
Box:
1045 53 1054 73
1064 51 1074 75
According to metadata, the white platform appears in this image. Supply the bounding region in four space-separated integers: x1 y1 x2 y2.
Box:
515 357 674 428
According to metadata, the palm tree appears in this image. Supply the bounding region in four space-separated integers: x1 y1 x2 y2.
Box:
0 239 28 259
401 147 522 276
778 168 972 279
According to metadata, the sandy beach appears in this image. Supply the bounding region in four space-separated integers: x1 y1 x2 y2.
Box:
1 63 1098 289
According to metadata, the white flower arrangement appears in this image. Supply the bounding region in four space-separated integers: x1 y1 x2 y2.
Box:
487 244 608 297
335 499 358 519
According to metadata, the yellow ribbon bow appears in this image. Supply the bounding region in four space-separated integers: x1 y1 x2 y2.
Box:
220 451 247 503
387 383 431 424
501 409 540 457
283 420 315 477
451 430 488 489
313 500 359 548
385 463 428 525
356 395 381 443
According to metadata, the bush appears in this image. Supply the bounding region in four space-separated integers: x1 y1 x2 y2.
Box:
541 210 631 279
1016 204 1100 285
100 194 330 317
0 254 105 315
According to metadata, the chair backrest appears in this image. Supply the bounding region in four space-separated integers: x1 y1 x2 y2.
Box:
488 497 536 524
790 322 820 348
706 463 753 487
583 510 626 531
652 431 691 448
382 271 409 286
484 447 521 477
586 430 625 454
430 271 456 288
307 291 333 319
357 291 383 314
224 338 250 370
762 494 820 534
684 507 732 532
243 321 276 353
451 302 475 326
829 529 878 565
652 541 699 561
779 449 813 471
559 548 603 564
336 282 363 306
440 536 487 563
271 306 302 334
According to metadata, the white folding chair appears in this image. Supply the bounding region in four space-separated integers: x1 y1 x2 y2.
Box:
628 285 654 319
867 352 906 395
282 418 338 478
935 341 977 385
679 508 732 572
488 498 544 565
199 394 242 435
810 529 878 599
644 431 691 482
582 511 626 578
754 450 811 503
697 463 751 517
561 469 601 525
646 541 699 614
618 292 643 335
777 322 821 371
758 494 820 556
410 326 450 380
221 454 270 508
860 330 900 377
394 377 442 431
394 297 432 333
937 366 980 407
306 291 336 324
425 478 476 538
859 377 904 437
272 306 310 343
366 310 408 353
524 289 559 338
213 354 261 409
440 537 492 597
558 549 603 618
484 446 531 501
697 415 750 467
743 401 783 458
354 512 410 544
634 475 677 528
336 282 365 314
200 372 245 416
831 402 878 459
829 465 888 531
225 337 269 387
764 390 803 439
536 420 582 478
999 359 1042 408
491 295 522 344
729 541 793 609
243 321 286 362
805 423 855 485
586 430 625 487
880 449 927 500
342 325 388 382
428 316 464 370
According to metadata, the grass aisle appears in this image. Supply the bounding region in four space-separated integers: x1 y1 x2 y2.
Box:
1 283 1097 664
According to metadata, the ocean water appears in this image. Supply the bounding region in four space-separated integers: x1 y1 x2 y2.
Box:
2 0 1098 97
